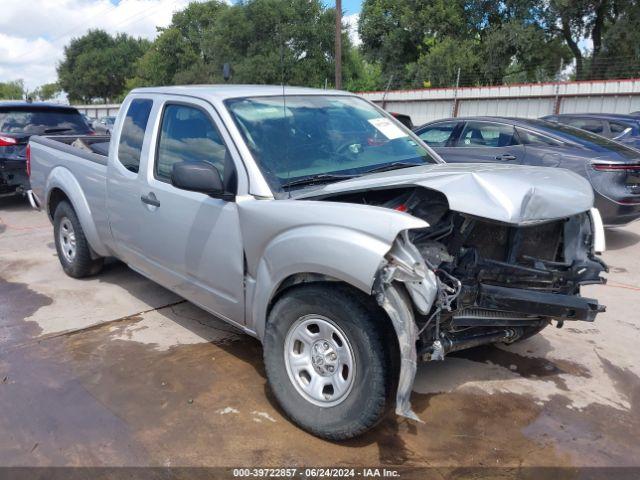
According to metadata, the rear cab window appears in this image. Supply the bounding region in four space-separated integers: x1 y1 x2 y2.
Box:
117 98 153 173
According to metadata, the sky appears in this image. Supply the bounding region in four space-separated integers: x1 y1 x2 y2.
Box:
0 0 363 92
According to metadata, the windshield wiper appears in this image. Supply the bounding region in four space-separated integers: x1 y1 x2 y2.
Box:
281 173 356 189
364 162 423 174
43 127 75 134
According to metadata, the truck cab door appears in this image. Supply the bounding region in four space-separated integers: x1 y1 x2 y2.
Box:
132 98 245 325
106 97 155 266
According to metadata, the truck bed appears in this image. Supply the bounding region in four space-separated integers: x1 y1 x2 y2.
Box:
30 135 111 165
28 134 113 256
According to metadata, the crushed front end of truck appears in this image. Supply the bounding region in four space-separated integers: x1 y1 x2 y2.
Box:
363 188 607 421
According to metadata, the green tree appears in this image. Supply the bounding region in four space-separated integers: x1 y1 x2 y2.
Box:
206 0 369 88
27 82 61 101
344 51 383 91
542 0 640 79
359 0 569 88
129 1 228 88
595 1 640 79
132 0 369 90
58 30 150 102
34 82 62 101
0 80 25 100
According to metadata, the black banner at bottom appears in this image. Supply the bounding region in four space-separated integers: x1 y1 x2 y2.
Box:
0 467 639 480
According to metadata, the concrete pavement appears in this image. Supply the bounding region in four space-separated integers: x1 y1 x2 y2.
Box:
1 195 639 471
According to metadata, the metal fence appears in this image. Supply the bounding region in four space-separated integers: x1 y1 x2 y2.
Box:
359 78 640 126
73 103 121 119
73 78 640 126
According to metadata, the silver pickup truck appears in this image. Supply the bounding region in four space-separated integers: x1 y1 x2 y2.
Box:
27 85 607 439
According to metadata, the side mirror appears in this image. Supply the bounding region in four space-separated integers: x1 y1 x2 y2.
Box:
171 161 229 198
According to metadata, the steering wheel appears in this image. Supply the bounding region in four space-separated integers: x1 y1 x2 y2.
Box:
335 140 363 158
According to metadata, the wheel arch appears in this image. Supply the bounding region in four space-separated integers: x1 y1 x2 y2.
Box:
246 224 397 339
247 227 436 424
47 187 70 221
45 167 109 257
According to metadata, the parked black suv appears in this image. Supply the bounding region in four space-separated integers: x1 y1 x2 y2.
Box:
0 102 93 197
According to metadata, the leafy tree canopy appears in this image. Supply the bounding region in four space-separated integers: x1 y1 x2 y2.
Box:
129 0 375 91
359 0 568 88
57 30 150 102
359 0 639 88
55 0 640 97
0 80 25 100
32 82 62 101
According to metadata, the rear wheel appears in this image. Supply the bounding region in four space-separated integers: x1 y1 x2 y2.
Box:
53 201 104 278
263 284 395 440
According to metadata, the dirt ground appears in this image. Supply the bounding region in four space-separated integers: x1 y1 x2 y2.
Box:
1 195 639 474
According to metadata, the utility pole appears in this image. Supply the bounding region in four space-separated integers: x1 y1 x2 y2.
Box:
553 58 564 114
335 0 342 89
451 67 461 117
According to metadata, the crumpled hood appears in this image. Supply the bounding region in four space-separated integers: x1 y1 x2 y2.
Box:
297 163 594 225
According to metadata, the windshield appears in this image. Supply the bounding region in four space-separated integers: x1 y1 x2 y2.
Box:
529 119 640 159
0 107 91 135
225 95 438 193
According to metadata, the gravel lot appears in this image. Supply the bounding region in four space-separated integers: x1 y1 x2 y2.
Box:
1 195 639 472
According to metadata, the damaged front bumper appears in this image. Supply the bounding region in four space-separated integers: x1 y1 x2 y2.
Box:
475 283 604 322
375 231 438 421
375 209 607 423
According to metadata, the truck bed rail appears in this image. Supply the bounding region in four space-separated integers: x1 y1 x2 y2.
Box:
29 135 111 166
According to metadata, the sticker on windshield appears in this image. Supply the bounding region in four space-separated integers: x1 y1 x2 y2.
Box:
368 117 408 140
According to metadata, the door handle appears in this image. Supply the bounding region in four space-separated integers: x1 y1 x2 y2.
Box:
140 192 160 207
496 154 517 161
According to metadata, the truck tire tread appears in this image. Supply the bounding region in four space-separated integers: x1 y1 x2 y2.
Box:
53 201 104 278
263 283 394 440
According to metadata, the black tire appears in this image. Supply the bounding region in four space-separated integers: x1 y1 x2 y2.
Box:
53 201 104 278
263 284 395 440
510 322 550 344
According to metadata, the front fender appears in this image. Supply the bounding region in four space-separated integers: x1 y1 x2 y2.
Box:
46 166 110 257
238 198 428 337
248 225 395 338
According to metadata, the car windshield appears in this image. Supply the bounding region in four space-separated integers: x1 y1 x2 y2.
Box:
529 119 640 159
225 95 438 193
0 107 91 135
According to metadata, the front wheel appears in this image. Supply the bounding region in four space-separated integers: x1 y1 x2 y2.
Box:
509 322 549 343
263 284 395 440
53 201 104 278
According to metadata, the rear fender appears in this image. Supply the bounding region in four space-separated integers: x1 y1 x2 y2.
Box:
46 166 109 257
